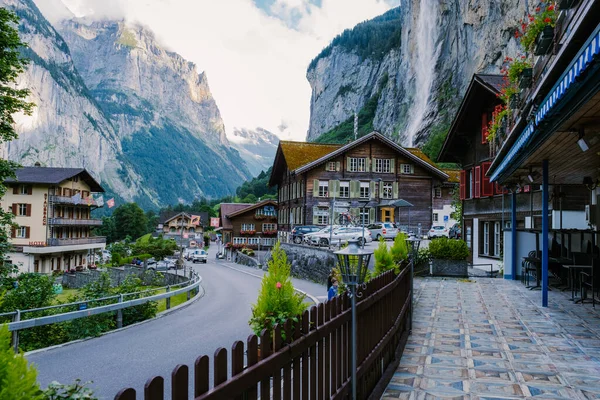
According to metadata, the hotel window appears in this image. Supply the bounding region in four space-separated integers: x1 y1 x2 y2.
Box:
326 161 336 171
483 222 490 256
494 222 501 257
359 182 370 199
263 223 276 231
16 226 28 238
233 237 246 245
18 204 27 216
318 180 329 197
349 157 366 172
434 188 442 198
339 181 350 198
433 213 439 222
374 159 391 173
400 164 414 174
241 223 255 231
382 182 393 199
19 185 31 195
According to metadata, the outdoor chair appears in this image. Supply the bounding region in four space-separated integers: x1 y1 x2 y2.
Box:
580 257 599 307
523 250 540 287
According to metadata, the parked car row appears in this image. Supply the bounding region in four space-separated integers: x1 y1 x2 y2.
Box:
428 223 461 240
301 225 373 247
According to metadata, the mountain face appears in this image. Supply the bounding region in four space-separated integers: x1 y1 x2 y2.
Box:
306 0 525 146
2 0 251 208
228 127 279 176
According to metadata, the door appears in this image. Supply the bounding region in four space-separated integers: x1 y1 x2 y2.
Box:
380 207 394 223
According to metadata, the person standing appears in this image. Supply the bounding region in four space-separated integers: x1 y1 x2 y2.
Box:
328 278 338 301
327 269 335 291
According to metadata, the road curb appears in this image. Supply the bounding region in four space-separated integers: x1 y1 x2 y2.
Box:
25 277 206 356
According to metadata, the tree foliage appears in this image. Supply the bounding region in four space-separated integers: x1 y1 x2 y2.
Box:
112 203 148 241
236 167 276 200
131 235 178 260
0 325 43 400
373 238 394 276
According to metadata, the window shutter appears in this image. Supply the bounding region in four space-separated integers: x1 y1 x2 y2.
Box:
474 166 481 198
369 208 375 224
481 113 489 144
370 181 376 199
350 181 358 198
12 204 17 215
313 179 319 197
365 158 370 172
346 157 350 171
10 227 15 238
393 182 399 198
494 182 502 195
410 165 414 174
481 162 493 197
26 204 31 216
336 161 341 172
460 171 466 200
12 186 17 195
27 185 32 195
372 159 377 172
312 207 318 224
390 159 395 174
25 226 30 239
328 180 335 197
335 180 340 197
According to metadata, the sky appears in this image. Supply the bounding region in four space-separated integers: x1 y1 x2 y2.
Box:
34 0 398 141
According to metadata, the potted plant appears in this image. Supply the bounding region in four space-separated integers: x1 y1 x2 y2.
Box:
249 242 307 356
517 4 557 55
428 237 470 277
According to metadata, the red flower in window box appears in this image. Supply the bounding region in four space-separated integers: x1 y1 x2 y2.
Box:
240 230 256 236
262 230 277 236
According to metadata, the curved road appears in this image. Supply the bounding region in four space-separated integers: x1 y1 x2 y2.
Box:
26 247 325 399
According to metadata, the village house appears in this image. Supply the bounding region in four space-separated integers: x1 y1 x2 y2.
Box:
2 165 106 274
269 131 450 241
433 169 460 229
158 212 205 247
219 200 278 249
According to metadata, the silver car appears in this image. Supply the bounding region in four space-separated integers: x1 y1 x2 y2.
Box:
367 222 399 240
310 226 372 246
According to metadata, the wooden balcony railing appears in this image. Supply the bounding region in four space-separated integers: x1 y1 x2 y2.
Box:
47 237 106 246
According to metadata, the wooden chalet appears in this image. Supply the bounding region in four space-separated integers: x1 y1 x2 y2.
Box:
219 200 278 248
269 131 449 240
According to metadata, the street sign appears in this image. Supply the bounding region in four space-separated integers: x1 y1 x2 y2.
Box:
334 201 350 207
334 207 349 213
444 215 449 222
210 217 220 227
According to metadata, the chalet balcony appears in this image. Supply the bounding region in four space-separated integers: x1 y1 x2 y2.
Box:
49 195 99 206
47 237 106 246
48 218 103 226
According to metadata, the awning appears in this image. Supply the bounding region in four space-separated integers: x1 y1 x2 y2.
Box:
490 23 600 182
377 199 414 207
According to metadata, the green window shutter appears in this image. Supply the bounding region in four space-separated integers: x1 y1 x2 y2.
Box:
370 181 376 199
369 208 375 224
334 180 340 197
410 165 415 174
390 159 395 173
336 161 341 172
350 180 358 198
365 158 370 172
312 207 318 224
393 182 399 198
346 157 350 171
372 158 377 172
313 179 319 197
328 180 335 197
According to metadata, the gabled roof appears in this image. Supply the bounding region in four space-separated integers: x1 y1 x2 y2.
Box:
477 74 505 93
226 200 278 218
219 203 253 230
279 141 342 171
5 166 105 192
294 132 448 179
442 169 461 184
162 212 192 224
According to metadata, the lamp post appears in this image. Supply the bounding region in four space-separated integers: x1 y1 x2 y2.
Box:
405 235 421 332
334 239 373 400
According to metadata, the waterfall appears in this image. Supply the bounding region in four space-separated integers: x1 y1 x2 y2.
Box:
405 0 441 147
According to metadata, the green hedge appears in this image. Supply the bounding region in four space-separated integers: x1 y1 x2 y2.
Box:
428 238 469 260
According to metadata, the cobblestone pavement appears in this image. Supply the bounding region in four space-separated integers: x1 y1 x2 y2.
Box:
381 277 600 399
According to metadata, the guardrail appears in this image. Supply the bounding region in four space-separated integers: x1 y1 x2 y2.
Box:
0 270 202 352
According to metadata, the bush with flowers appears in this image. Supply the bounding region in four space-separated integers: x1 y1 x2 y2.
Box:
516 2 557 52
249 241 307 339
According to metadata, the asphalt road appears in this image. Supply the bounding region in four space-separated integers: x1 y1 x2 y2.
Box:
26 246 325 399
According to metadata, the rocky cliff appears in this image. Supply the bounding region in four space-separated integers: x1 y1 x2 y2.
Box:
306 0 525 146
1 0 252 208
228 127 279 176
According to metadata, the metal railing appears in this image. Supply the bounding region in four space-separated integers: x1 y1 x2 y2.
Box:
46 237 106 246
0 270 202 352
48 218 103 226
49 195 99 206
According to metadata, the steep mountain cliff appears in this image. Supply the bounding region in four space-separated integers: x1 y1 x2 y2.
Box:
228 127 279 176
307 0 525 147
1 0 251 208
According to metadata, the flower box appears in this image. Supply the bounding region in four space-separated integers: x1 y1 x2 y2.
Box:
254 215 267 220
558 0 579 9
534 25 554 56
518 68 533 89
240 230 256 236
262 230 277 236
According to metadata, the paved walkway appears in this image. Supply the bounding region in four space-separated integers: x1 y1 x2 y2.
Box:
381 277 600 399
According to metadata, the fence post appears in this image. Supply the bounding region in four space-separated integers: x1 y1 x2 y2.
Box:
166 286 171 310
117 294 124 329
187 286 191 301
12 310 20 353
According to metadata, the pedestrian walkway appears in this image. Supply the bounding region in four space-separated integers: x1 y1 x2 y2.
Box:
381 277 600 399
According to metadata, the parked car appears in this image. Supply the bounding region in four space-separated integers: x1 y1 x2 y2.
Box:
449 223 462 239
367 222 399 240
303 225 340 245
309 226 372 246
148 261 173 271
428 225 450 239
192 250 208 263
291 225 321 244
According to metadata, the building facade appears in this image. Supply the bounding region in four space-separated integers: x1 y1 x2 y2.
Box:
221 200 278 249
158 212 204 247
269 132 450 241
432 169 460 228
2 166 106 274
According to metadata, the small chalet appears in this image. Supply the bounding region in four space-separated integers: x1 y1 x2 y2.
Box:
219 200 278 248
159 212 204 246
269 131 450 240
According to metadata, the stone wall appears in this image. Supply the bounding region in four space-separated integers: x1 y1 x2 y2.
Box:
279 244 336 285
62 265 189 289
232 251 260 269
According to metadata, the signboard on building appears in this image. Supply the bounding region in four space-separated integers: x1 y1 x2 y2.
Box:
210 217 220 228
444 215 449 222
314 209 329 217
334 201 350 207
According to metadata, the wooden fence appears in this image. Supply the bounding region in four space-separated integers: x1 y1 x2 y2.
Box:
115 268 411 399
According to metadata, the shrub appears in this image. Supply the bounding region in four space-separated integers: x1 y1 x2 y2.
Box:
373 237 394 275
249 242 307 339
43 380 97 400
429 238 470 260
390 233 408 265
0 325 43 399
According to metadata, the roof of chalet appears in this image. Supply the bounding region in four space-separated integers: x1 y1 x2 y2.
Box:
162 212 191 224
5 166 105 192
226 199 278 218
219 203 253 230
442 169 461 183
279 141 342 171
477 74 505 93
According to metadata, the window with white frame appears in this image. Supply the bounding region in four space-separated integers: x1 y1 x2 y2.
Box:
434 187 442 198
316 207 329 225
241 223 255 231
16 226 27 238
19 185 28 195
327 161 336 171
262 237 276 246
374 159 391 173
247 237 259 245
359 208 370 225
433 213 439 222
494 222 501 256
483 222 490 255
318 180 329 197
382 182 393 199
400 164 413 174
18 204 27 216
348 157 366 172
359 182 370 199
339 181 349 198
263 223 276 231
233 237 246 245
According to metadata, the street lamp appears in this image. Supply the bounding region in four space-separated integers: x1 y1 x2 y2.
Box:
334 239 373 400
405 235 421 332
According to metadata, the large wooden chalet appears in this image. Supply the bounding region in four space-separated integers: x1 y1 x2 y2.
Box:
269 131 449 240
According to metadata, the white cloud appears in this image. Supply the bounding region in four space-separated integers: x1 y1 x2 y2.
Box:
34 0 397 140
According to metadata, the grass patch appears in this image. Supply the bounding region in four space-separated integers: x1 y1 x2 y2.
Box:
54 288 80 303
156 290 190 313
